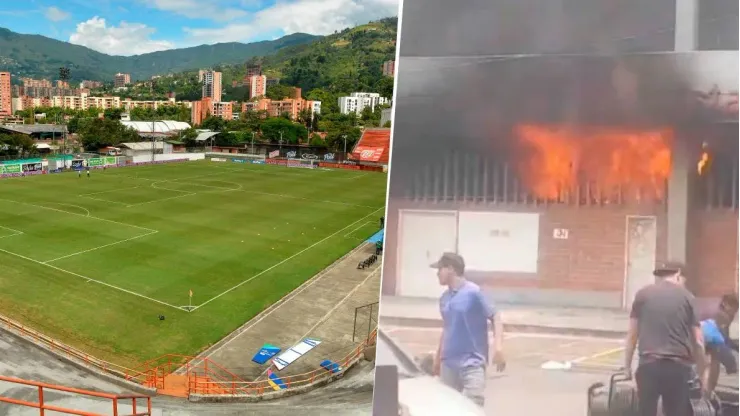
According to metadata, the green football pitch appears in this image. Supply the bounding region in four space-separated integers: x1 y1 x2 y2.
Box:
0 160 387 367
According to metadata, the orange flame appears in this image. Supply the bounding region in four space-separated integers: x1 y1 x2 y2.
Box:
697 143 710 175
515 124 672 201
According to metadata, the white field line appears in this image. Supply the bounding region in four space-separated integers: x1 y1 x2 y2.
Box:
0 199 156 233
49 203 91 217
189 242 371 365
343 173 369 180
78 186 141 197
343 221 372 237
191 206 384 311
126 192 196 208
79 195 131 206
123 169 377 209
255 268 381 380
0 246 183 311
42 230 159 264
0 225 23 239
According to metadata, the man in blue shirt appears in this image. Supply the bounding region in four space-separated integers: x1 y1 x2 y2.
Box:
699 293 738 393
430 252 506 407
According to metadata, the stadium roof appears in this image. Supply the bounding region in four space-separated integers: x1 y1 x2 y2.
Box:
119 142 165 151
0 124 67 135
350 128 391 164
121 120 191 134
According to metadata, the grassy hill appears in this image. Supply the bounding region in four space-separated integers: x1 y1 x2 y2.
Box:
0 28 319 81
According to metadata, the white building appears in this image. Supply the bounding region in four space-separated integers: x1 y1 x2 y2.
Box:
338 92 388 115
311 101 322 115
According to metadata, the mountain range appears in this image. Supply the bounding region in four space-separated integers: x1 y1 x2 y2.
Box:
0 28 319 82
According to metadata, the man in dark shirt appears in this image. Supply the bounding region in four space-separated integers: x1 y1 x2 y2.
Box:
623 261 705 416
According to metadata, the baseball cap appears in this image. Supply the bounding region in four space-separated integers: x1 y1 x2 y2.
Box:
653 260 687 277
430 252 465 274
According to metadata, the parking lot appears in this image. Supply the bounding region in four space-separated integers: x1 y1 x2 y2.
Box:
384 325 627 415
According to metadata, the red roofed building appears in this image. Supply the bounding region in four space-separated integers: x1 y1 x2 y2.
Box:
350 128 391 164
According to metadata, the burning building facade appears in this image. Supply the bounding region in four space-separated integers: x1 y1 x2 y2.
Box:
383 0 738 309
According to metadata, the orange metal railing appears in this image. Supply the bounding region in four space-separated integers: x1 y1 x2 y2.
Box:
0 375 152 416
189 328 377 395
0 310 378 398
0 314 155 385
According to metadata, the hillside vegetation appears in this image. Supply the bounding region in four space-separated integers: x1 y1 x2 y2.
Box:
0 28 318 81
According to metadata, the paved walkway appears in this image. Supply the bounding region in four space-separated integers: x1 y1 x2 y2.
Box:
196 243 380 380
0 328 374 415
380 295 740 338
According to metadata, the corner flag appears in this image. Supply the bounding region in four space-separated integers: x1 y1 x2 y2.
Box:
189 289 193 298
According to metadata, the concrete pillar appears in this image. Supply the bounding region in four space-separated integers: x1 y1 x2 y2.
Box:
674 0 698 51
666 138 691 264
667 0 697 274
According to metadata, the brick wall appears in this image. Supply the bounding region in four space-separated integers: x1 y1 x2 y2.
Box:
690 209 738 297
382 199 736 302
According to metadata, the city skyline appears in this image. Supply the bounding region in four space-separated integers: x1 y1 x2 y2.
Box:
0 0 399 56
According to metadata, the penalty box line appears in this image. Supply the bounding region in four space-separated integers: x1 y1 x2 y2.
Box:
0 199 182 310
190 206 385 312
0 247 184 312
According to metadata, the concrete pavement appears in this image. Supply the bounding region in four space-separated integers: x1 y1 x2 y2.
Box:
0 328 373 415
380 295 740 339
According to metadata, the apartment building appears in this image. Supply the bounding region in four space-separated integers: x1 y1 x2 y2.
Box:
246 63 262 79
12 96 53 112
120 97 176 111
199 70 222 103
190 97 212 125
114 73 131 88
86 95 122 110
80 80 104 89
382 60 395 77
21 78 53 88
338 92 388 115
212 102 233 120
0 72 11 117
248 75 267 99
241 88 321 120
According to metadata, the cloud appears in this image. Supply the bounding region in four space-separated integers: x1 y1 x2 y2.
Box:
183 0 399 44
69 17 174 56
45 6 71 22
140 0 248 22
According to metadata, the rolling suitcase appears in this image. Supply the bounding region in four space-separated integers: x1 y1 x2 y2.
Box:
587 372 638 416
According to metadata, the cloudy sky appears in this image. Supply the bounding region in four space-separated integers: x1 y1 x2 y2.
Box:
0 0 399 56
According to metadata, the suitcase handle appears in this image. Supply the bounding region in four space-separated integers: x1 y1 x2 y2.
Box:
608 371 632 408
587 382 605 416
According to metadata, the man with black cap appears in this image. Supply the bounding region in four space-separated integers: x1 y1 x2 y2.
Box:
623 261 707 416
430 252 506 408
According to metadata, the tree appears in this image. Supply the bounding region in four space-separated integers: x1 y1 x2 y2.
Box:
77 118 140 150
103 108 123 120
0 133 37 158
181 128 199 147
200 116 227 131
265 84 296 101
374 76 395 100
260 117 308 144
309 133 326 147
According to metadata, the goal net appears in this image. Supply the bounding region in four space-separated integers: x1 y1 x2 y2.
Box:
287 158 318 169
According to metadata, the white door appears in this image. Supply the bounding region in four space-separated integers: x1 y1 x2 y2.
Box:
397 210 458 298
624 216 658 309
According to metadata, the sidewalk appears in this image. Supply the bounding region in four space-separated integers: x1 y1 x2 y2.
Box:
380 296 740 339
380 295 631 338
